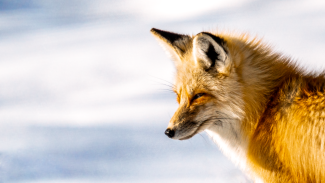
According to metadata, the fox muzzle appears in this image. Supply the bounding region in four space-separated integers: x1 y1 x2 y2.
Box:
164 128 175 138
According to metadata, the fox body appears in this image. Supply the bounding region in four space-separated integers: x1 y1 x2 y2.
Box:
151 28 325 183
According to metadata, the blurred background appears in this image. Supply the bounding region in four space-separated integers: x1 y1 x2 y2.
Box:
1 0 325 182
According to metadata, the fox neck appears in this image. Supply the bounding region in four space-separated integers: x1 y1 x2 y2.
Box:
233 37 295 137
206 36 295 181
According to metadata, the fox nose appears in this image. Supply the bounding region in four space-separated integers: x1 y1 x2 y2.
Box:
165 129 175 138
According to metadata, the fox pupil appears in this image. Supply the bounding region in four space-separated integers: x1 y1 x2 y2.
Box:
193 93 204 101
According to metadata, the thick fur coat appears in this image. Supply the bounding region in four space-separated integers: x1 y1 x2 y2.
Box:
151 28 325 183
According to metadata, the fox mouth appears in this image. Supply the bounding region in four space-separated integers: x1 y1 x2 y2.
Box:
179 119 211 140
179 133 197 140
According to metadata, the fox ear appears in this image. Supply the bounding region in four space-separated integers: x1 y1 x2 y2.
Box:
193 32 230 75
150 28 190 64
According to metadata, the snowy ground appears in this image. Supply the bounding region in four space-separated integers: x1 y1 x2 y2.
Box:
0 125 248 183
1 0 325 182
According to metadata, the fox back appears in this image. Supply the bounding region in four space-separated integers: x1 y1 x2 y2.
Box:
151 28 325 183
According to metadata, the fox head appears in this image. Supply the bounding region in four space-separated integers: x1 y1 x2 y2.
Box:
151 28 245 140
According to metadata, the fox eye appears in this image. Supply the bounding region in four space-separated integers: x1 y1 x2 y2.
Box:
192 93 205 101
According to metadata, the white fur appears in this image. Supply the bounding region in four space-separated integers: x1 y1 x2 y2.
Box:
206 121 247 169
205 114 264 183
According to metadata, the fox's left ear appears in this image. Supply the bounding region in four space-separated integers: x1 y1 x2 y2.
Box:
193 32 231 75
150 28 190 64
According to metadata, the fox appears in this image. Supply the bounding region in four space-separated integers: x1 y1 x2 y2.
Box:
150 28 325 183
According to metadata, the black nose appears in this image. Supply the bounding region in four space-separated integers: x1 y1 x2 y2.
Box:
165 129 175 138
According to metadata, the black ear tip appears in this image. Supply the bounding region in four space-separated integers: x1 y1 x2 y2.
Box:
150 28 166 37
150 28 168 36
150 28 165 34
150 28 158 33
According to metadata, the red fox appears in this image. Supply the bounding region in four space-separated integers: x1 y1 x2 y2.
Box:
150 28 325 183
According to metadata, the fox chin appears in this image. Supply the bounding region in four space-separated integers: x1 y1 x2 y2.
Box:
151 28 325 183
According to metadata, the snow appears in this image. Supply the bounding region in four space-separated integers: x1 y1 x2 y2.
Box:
0 0 325 182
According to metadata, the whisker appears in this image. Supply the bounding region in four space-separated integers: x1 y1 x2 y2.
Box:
198 116 237 131
153 83 175 89
199 117 237 123
156 88 176 93
198 133 209 146
148 75 176 89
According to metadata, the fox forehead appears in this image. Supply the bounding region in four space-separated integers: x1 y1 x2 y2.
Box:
175 66 213 96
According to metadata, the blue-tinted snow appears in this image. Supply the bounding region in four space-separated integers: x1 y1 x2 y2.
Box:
0 125 249 183
1 0 325 182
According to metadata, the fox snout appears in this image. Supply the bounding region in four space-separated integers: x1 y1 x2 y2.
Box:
164 99 212 140
164 121 202 140
164 106 192 140
164 112 204 140
164 117 182 139
164 128 175 138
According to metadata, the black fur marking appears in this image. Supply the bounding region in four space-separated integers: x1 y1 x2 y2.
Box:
151 28 189 52
202 32 228 54
206 43 219 68
153 29 184 43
